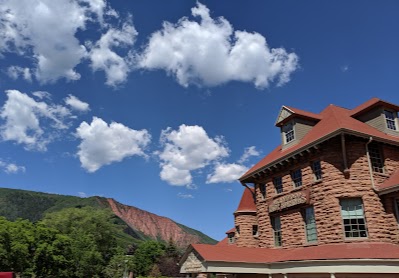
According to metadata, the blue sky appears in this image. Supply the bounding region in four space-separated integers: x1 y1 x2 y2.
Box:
0 0 398 240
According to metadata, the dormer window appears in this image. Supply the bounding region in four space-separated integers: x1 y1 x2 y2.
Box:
384 110 397 130
282 122 295 144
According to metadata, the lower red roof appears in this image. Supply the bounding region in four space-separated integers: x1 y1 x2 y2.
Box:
192 242 399 263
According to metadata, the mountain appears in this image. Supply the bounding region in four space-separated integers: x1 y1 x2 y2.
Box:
0 187 216 248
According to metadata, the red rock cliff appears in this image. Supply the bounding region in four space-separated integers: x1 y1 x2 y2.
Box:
106 198 206 248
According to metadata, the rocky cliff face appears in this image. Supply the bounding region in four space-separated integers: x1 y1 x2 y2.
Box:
106 198 212 248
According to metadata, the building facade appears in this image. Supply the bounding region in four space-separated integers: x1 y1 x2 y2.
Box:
180 98 399 278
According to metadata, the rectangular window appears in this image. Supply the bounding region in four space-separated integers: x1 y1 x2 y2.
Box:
312 160 322 181
283 122 295 143
271 216 282 247
228 234 235 244
252 225 258 237
259 183 266 199
235 225 240 235
369 143 384 173
273 177 283 194
304 207 317 242
291 169 302 187
340 198 368 238
384 110 397 130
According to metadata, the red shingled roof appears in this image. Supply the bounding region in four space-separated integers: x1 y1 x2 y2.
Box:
378 169 399 192
241 99 399 182
225 227 236 234
191 242 399 263
350 98 399 117
235 187 256 213
276 105 322 127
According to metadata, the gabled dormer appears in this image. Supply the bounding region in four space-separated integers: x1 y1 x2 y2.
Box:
276 106 321 149
350 98 399 137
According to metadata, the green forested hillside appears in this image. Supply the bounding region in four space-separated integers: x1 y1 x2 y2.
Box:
0 187 216 248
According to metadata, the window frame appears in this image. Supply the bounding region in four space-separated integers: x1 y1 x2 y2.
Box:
282 122 295 144
368 143 384 173
303 206 317 243
312 160 322 181
340 198 368 238
271 216 282 247
384 109 398 131
291 168 303 188
273 177 283 194
259 183 266 199
252 225 259 237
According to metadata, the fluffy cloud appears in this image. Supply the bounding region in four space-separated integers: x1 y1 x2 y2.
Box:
158 125 229 187
0 90 73 150
64 94 90 112
88 21 137 87
238 146 260 163
0 160 26 174
139 2 298 89
207 146 259 184
76 117 151 172
206 163 248 184
7 66 32 81
0 0 135 85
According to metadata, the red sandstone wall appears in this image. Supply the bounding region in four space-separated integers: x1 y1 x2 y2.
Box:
254 136 399 249
234 213 259 247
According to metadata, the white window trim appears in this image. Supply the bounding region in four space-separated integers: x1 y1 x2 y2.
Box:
282 121 295 144
383 109 398 131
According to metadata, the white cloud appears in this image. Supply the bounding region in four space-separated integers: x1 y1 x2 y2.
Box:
139 2 298 89
76 117 151 172
0 90 72 150
7 66 32 81
238 146 260 163
78 191 87 198
341 65 349 72
88 21 137 87
177 192 194 199
158 124 229 187
64 94 90 112
206 163 248 184
0 161 26 174
32 91 51 100
0 0 130 84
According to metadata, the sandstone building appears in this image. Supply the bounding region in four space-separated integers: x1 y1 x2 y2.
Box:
180 98 399 278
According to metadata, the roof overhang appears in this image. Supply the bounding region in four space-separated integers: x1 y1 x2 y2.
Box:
240 129 399 183
181 257 399 274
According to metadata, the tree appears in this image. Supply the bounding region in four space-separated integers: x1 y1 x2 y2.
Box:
104 252 134 278
132 241 165 276
41 207 119 277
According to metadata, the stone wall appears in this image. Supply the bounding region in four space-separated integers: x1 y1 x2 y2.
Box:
235 212 259 247
253 135 399 249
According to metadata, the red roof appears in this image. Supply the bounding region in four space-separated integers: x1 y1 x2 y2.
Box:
378 169 399 192
216 237 229 246
276 105 322 127
225 227 236 234
350 98 399 117
241 99 399 181
235 187 256 213
191 242 399 263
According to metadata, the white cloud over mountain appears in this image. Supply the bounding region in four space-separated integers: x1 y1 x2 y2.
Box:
158 124 229 187
0 160 26 174
76 117 151 172
139 2 298 89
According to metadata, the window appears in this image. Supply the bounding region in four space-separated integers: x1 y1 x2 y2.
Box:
228 233 235 244
273 177 283 194
384 110 397 130
340 198 368 238
259 183 266 199
368 143 384 173
235 225 240 235
312 160 322 181
252 225 259 237
291 169 302 187
283 122 295 143
304 207 317 242
271 216 282 246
